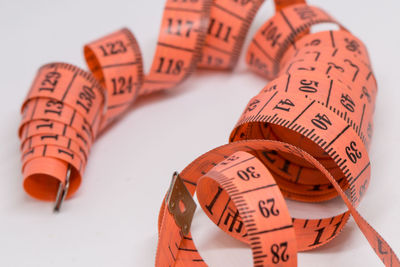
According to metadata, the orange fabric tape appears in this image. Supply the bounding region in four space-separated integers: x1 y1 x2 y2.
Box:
19 0 398 266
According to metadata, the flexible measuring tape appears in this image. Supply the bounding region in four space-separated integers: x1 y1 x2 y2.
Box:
19 0 398 266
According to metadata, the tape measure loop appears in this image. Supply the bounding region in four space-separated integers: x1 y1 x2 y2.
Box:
22 157 81 201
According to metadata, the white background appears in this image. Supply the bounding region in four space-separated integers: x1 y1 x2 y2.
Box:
0 0 399 266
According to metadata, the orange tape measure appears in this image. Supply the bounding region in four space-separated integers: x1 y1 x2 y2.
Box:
19 0 398 266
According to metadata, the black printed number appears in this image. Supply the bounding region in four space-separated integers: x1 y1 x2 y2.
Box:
261 21 281 47
76 85 96 114
271 242 289 264
273 98 294 112
311 113 331 130
99 40 127 57
111 76 133 95
299 79 318 93
44 100 63 116
247 99 260 112
340 93 355 112
345 141 362 163
258 198 279 218
294 6 317 20
207 18 232 42
156 57 184 75
237 166 260 181
166 18 194 37
39 71 61 93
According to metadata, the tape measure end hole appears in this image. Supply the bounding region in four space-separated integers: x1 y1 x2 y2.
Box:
178 200 187 213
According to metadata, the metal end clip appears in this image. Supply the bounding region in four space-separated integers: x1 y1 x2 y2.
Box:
166 172 197 236
53 165 72 213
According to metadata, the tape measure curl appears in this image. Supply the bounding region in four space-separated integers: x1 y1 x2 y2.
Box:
19 0 269 207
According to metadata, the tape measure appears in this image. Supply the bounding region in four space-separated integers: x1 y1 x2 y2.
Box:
18 0 398 266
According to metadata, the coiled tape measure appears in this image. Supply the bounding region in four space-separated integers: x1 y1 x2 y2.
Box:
19 0 399 266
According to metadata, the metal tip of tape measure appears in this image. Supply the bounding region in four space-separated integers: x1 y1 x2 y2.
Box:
53 165 71 213
166 171 197 236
